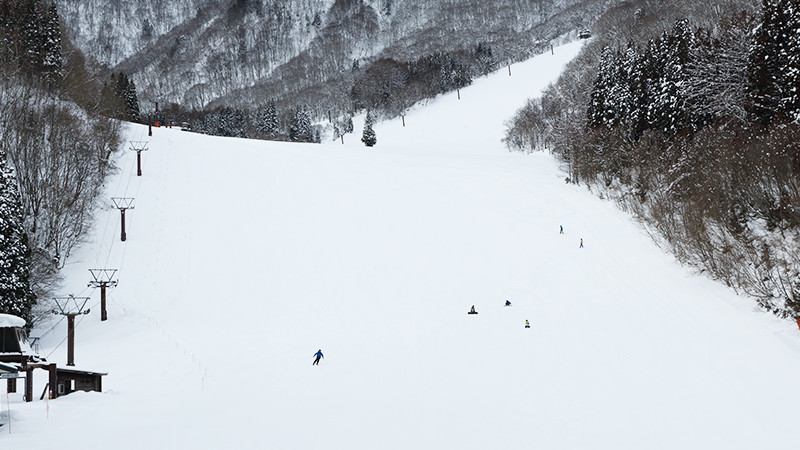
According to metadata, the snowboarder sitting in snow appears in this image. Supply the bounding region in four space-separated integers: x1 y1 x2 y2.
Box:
313 349 324 365
525 320 530 328
468 305 477 314
505 300 512 307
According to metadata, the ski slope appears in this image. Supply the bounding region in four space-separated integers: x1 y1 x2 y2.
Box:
5 40 800 449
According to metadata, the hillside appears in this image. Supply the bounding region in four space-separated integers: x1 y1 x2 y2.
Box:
3 41 800 449
56 0 614 109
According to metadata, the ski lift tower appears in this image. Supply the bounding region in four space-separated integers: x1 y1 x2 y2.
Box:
52 295 91 366
130 141 149 176
111 197 135 242
88 269 118 322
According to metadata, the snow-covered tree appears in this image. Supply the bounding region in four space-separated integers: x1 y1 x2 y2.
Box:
747 0 800 123
647 20 693 134
0 2 13 64
18 0 43 72
0 151 35 327
0 0 63 83
202 107 246 137
289 107 313 142
40 2 62 81
684 12 755 127
99 73 137 122
587 46 632 129
343 115 353 134
257 101 280 137
774 0 800 121
100 73 140 122
361 111 376 147
473 42 496 74
626 41 654 139
123 78 141 122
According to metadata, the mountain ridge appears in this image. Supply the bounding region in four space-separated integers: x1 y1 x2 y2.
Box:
57 0 608 110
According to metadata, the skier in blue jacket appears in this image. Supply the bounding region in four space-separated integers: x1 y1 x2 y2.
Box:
313 349 324 365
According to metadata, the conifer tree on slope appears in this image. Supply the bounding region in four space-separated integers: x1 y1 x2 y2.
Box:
587 46 628 129
362 111 376 147
114 73 140 122
257 100 280 138
289 108 312 142
747 0 800 123
776 0 800 121
647 20 693 134
0 151 35 326
124 78 141 122
19 0 43 72
40 1 63 82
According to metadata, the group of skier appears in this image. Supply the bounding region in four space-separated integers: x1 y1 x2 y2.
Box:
468 299 530 328
466 226 581 329
315 226 578 365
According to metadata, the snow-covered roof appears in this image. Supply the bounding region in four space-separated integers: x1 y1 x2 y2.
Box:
0 313 26 328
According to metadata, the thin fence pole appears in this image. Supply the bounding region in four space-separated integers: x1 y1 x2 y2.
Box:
5 391 10 433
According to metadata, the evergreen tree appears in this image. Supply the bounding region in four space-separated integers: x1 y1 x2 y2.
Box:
361 111 376 147
19 0 43 73
647 21 693 134
626 41 654 140
747 0 800 123
0 1 15 65
124 78 141 122
587 46 628 128
111 73 140 122
203 107 246 137
0 0 61 81
257 100 280 137
40 1 62 82
474 42 497 74
777 0 800 121
435 52 472 93
289 108 313 142
344 115 354 134
0 151 35 326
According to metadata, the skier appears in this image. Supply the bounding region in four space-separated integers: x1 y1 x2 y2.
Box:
505 300 512 307
580 238 583 248
525 320 530 329
312 349 324 365
560 225 564 234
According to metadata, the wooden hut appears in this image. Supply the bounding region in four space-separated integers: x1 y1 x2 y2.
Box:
0 313 35 365
54 367 106 396
1 313 106 401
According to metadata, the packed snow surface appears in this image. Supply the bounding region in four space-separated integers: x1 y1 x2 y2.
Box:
4 41 800 449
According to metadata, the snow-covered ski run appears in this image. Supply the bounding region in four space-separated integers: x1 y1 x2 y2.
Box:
4 40 800 450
